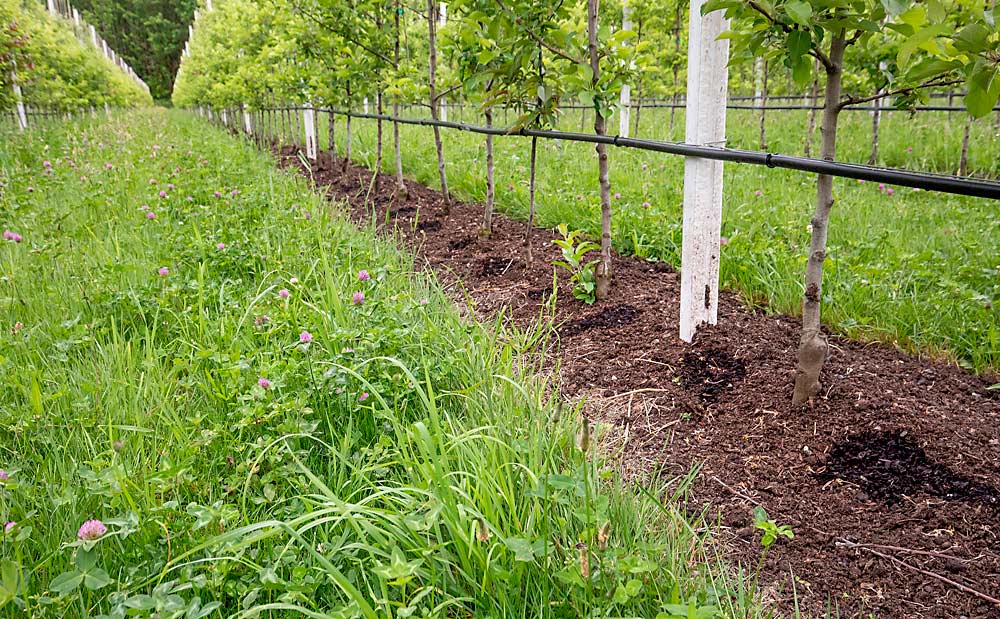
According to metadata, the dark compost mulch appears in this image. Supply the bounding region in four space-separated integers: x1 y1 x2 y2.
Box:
280 146 1000 618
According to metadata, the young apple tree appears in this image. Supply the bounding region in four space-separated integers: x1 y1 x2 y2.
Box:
703 0 1000 404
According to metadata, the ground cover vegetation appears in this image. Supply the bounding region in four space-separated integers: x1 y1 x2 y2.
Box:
0 109 763 618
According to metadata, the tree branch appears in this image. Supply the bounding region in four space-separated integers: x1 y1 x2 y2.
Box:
493 0 583 65
838 77 964 110
289 0 394 66
745 0 833 71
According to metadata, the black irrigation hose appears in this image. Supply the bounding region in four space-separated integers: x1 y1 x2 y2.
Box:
257 106 1000 200
555 102 999 112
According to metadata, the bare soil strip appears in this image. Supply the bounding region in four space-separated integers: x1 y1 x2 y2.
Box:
283 148 999 618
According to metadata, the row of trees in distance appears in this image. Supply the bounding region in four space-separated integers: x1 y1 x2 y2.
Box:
1 0 152 114
174 0 999 405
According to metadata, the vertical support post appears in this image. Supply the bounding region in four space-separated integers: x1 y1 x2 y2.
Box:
439 2 447 26
10 61 28 132
618 0 632 137
363 97 369 113
679 0 729 342
304 105 317 160
221 108 228 126
90 25 98 47
243 103 253 135
47 0 57 14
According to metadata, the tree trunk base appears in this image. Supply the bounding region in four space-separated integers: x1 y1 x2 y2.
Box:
595 262 611 301
793 328 828 405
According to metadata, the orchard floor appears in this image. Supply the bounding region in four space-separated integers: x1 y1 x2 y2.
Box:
278 146 1000 618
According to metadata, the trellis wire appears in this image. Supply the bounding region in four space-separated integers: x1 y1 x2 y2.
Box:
243 105 1000 200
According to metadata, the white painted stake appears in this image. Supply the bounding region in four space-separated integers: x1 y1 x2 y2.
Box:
73 8 80 26
46 0 57 15
363 97 369 113
205 0 213 10
10 63 27 132
441 102 447 122
304 106 317 160
618 0 632 137
243 103 253 135
90 25 98 47
679 0 729 343
439 2 447 26
221 109 228 126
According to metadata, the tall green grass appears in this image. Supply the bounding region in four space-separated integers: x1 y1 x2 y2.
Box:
0 110 763 617
314 106 999 372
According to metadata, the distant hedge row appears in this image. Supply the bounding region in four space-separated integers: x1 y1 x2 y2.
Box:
1 0 151 112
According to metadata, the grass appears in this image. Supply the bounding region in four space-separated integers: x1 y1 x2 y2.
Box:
0 109 763 618
310 105 999 373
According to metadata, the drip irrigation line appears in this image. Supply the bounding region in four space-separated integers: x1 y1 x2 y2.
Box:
401 98 995 112
253 106 1000 200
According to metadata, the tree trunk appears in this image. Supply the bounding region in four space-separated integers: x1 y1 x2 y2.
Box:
376 89 384 176
804 62 819 157
482 107 495 235
345 114 353 171
329 110 336 155
345 83 353 171
294 104 302 146
427 0 451 210
869 93 881 165
759 59 768 151
669 4 681 139
632 18 643 137
959 116 972 176
793 32 847 406
525 135 538 264
588 0 613 301
393 0 406 195
633 77 642 137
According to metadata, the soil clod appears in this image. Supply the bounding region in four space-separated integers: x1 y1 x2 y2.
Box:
559 304 641 338
822 430 999 507
478 256 516 277
679 348 747 402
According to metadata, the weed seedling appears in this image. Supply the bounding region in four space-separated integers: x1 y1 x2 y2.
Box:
552 224 600 304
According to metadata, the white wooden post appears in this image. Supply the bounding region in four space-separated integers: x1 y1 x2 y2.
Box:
679 0 729 342
221 108 228 126
304 105 317 160
439 2 447 26
46 0 57 14
243 103 253 135
618 0 632 137
363 97 369 113
10 62 27 132
441 101 448 122
205 0 213 10
72 8 80 26
90 25 98 47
